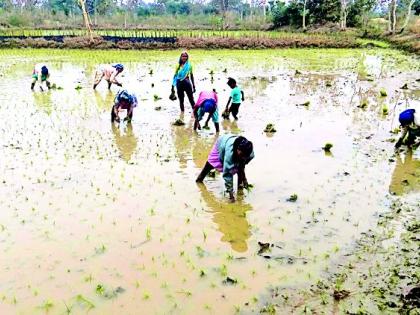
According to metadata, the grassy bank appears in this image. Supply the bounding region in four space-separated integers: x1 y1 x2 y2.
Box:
0 29 393 50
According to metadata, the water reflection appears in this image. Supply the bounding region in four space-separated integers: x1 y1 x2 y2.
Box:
198 184 252 253
33 91 53 115
389 150 420 195
94 90 115 111
221 119 240 133
171 113 192 169
111 123 138 162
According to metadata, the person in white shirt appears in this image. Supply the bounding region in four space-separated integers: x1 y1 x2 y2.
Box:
93 64 124 90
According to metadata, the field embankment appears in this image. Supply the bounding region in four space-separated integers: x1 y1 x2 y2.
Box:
0 29 396 50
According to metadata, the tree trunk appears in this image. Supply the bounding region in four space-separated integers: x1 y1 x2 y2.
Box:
79 0 93 41
302 0 307 30
94 0 97 26
400 0 415 33
340 0 347 30
388 9 392 32
390 0 397 34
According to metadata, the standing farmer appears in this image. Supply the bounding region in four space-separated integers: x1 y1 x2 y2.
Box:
171 51 196 112
194 90 220 132
31 64 51 91
93 64 124 90
196 134 254 201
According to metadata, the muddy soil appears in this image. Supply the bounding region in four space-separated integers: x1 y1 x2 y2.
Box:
0 49 419 314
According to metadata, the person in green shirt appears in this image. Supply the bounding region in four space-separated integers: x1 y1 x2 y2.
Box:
224 77 245 120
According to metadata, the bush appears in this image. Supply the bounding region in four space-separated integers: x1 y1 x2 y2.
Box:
7 14 27 27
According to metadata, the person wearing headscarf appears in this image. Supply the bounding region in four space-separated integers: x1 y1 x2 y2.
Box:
196 134 254 201
171 51 196 112
93 63 124 90
193 89 220 132
395 108 420 149
111 90 138 123
31 64 51 91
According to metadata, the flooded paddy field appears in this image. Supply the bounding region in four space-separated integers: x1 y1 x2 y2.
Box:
0 48 419 314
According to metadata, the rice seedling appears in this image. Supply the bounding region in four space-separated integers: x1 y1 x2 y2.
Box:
264 123 276 133
379 89 387 97
142 291 151 300
75 294 95 310
322 143 333 152
287 194 298 202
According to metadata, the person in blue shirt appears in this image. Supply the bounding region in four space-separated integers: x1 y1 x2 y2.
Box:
111 90 138 123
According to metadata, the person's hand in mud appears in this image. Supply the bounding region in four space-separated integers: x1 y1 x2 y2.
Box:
239 179 249 190
394 138 403 149
203 112 212 129
237 166 249 190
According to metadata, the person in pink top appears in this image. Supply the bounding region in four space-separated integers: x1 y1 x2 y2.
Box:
93 64 124 90
193 89 220 132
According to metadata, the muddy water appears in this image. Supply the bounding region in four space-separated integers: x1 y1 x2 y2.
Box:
0 49 419 314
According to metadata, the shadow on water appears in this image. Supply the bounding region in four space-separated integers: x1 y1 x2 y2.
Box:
111 123 138 162
389 150 420 196
198 184 252 253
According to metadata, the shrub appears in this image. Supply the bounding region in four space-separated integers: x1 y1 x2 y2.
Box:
8 14 27 27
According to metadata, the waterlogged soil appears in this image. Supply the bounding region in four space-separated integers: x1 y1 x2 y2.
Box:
0 49 419 314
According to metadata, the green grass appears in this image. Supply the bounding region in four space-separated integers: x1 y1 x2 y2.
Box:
0 28 363 41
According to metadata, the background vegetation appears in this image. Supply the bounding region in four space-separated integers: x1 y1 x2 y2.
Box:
0 0 418 33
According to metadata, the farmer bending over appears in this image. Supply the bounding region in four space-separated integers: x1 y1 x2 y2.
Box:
111 90 138 123
94 64 124 90
31 64 51 91
194 90 220 132
224 77 244 120
196 134 254 201
395 108 420 149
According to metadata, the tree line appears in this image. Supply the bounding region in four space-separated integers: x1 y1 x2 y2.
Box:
0 0 418 32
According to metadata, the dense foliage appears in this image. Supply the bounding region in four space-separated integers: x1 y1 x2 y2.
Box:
0 0 418 30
